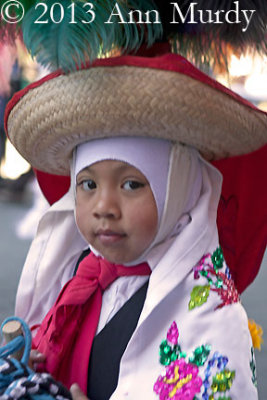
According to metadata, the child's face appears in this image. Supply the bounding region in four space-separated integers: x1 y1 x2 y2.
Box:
75 160 158 264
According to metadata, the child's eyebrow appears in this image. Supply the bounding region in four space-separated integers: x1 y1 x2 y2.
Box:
79 166 92 173
81 162 135 174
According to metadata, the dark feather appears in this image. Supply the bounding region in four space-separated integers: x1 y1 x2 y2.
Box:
154 0 267 68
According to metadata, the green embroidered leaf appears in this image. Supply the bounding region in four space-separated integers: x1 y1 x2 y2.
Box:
250 347 258 387
189 344 211 366
159 340 182 366
211 369 236 393
189 285 210 310
211 246 224 271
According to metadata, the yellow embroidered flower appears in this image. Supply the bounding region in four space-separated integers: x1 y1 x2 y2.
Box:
248 320 264 350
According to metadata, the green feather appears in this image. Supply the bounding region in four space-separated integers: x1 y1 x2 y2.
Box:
22 0 162 72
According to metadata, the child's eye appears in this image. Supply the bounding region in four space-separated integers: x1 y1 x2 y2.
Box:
80 179 97 191
123 180 144 190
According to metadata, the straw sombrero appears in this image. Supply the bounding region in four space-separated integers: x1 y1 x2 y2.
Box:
4 53 267 176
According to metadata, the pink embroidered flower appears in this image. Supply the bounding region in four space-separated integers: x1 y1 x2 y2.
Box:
167 321 179 345
154 358 202 400
190 247 240 311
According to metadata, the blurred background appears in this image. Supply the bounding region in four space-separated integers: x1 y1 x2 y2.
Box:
0 45 266 397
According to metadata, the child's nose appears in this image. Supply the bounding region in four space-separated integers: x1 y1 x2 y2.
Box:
93 192 121 219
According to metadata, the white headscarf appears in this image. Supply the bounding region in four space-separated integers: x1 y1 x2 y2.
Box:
73 138 203 266
15 138 222 329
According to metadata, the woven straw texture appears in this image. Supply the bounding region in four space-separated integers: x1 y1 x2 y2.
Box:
7 66 267 175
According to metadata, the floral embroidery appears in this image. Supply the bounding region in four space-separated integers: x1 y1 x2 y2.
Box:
250 347 257 387
189 286 210 310
189 345 211 367
211 369 235 395
248 319 263 350
154 358 202 399
211 247 224 271
159 321 185 366
154 322 236 400
189 246 239 311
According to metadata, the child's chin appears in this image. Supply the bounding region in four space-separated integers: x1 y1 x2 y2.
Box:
101 250 136 265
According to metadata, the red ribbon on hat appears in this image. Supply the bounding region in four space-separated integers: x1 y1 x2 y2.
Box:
32 251 151 392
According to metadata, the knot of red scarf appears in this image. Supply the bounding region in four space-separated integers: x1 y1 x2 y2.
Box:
32 251 151 391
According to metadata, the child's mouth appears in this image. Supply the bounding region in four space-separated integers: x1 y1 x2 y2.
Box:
95 229 126 245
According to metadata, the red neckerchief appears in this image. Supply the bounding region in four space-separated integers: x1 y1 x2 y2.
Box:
32 252 151 391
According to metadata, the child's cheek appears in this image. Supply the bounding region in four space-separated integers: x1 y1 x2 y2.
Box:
75 199 89 236
132 202 158 244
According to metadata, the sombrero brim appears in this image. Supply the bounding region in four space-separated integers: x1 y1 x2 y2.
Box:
5 54 267 175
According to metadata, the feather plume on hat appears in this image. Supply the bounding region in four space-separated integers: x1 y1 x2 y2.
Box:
0 0 266 71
